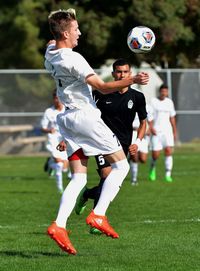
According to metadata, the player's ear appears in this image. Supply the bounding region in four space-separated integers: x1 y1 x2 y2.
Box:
63 30 69 39
111 71 115 78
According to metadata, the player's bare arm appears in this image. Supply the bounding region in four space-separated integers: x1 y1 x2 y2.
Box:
41 127 56 134
129 119 147 156
136 119 147 141
86 73 149 94
148 120 157 135
170 116 177 141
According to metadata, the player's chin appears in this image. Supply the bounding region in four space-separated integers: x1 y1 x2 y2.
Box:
72 41 78 48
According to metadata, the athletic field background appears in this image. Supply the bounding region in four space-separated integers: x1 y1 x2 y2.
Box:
0 143 200 271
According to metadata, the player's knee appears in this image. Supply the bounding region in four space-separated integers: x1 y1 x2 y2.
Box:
112 159 130 176
139 157 147 163
71 173 87 188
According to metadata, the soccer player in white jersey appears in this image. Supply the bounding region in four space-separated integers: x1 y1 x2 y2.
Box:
44 8 149 255
130 104 153 185
149 84 177 182
41 90 70 193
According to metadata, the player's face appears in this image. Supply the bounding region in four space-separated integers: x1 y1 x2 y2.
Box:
53 96 62 108
159 88 168 100
112 65 131 81
66 20 81 48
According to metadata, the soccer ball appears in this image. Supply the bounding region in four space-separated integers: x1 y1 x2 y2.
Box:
127 26 156 53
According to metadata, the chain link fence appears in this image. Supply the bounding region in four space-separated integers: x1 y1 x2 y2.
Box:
0 68 199 153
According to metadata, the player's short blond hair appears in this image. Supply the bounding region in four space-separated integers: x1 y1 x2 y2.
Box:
48 8 76 40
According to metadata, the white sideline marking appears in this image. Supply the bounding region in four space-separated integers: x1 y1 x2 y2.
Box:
1 218 200 229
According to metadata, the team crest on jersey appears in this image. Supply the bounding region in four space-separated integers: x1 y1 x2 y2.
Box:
128 100 134 109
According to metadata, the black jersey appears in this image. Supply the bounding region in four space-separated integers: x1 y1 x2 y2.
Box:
93 87 147 147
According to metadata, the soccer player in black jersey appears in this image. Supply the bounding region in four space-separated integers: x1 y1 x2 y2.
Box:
75 58 148 232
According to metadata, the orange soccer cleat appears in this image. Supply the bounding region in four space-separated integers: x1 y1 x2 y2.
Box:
47 222 77 255
86 211 119 239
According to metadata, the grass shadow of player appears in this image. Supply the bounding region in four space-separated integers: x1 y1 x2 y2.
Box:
0 250 66 258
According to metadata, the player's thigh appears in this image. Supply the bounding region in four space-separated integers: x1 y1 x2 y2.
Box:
104 149 126 164
69 159 88 173
139 152 148 163
164 132 174 148
151 135 162 151
95 154 112 179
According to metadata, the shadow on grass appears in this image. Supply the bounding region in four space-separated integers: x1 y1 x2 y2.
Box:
0 176 37 181
0 250 66 258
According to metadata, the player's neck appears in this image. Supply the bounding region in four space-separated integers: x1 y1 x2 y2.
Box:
55 104 64 111
118 87 128 94
56 39 72 49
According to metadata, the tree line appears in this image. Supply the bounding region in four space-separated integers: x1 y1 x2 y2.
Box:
0 0 199 69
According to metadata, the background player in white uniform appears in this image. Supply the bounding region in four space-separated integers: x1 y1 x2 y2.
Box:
149 84 177 182
130 104 153 185
41 90 70 193
44 8 149 255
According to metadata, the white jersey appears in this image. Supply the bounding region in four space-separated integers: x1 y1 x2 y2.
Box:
44 45 123 157
132 104 153 129
41 105 67 159
151 97 176 133
45 44 96 110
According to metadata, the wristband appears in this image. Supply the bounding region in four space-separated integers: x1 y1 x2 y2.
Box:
134 138 142 148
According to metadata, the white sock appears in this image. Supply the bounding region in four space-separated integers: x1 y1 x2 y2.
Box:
165 156 173 177
55 162 63 192
48 157 55 169
94 159 129 216
56 173 87 228
130 161 138 183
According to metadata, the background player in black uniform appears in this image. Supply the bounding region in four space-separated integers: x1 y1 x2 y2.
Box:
75 59 147 231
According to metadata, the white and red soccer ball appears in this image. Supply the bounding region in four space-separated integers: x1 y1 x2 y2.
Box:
127 26 156 53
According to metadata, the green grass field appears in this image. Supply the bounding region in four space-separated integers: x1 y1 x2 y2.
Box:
0 144 200 271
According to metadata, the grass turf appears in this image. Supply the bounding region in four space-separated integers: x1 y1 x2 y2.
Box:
0 145 200 271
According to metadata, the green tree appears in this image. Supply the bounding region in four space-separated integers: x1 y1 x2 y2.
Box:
0 0 199 68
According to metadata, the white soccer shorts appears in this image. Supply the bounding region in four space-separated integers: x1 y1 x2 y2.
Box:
46 136 68 160
57 105 122 157
132 131 149 154
151 131 174 151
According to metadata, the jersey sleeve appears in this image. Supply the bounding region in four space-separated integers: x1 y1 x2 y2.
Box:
135 91 147 120
71 52 96 82
146 104 154 122
40 109 50 129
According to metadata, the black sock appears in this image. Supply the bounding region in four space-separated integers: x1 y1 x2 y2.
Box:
83 178 105 208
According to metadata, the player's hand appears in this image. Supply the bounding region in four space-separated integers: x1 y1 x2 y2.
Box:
150 127 157 135
56 140 67 152
133 72 149 85
129 144 138 156
46 40 56 47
